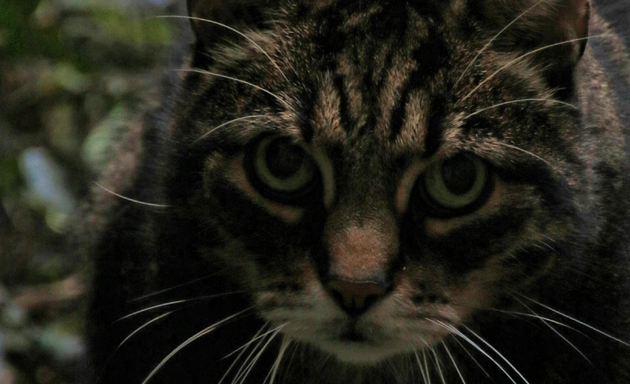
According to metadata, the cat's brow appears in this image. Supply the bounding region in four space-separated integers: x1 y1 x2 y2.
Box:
458 35 606 105
155 15 289 82
453 0 547 90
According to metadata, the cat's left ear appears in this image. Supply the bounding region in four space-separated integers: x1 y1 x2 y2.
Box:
528 0 591 97
555 0 590 60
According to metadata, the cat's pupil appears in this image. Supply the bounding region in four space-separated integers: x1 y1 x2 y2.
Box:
441 156 477 195
265 139 305 180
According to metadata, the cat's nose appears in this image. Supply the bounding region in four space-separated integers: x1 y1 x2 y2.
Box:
327 277 389 317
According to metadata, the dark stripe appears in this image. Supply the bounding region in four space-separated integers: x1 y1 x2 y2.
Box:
390 28 451 140
333 75 355 134
423 95 447 158
426 207 533 275
296 81 317 143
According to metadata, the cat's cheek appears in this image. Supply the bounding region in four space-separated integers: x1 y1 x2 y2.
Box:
424 180 505 237
225 154 304 223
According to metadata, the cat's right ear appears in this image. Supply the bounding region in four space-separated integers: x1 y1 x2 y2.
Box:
187 0 278 49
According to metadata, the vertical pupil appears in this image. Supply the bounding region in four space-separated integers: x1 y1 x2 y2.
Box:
441 156 476 195
265 139 304 180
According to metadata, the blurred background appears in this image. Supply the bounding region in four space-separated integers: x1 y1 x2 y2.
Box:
0 0 185 382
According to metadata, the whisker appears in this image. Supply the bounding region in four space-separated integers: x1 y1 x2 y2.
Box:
155 15 289 82
236 325 284 384
441 341 467 384
430 347 447 384
193 115 268 144
460 324 530 384
281 341 299 384
116 311 173 351
218 323 269 384
453 0 546 89
115 300 188 322
227 325 271 384
117 291 246 322
142 307 253 384
494 142 551 166
451 303 585 333
130 273 227 301
94 182 170 208
97 311 175 381
510 295 592 363
459 35 606 104
463 98 578 120
173 69 296 113
223 324 280 360
514 292 630 347
414 350 430 384
451 336 493 380
265 334 291 384
431 320 518 384
423 349 432 384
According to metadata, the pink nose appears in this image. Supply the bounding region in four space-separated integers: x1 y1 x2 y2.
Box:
327 278 388 317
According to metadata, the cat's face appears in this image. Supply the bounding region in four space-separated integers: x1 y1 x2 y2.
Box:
171 0 592 365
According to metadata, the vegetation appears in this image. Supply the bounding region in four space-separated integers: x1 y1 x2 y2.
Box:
0 0 180 382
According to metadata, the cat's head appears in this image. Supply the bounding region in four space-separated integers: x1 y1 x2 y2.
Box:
167 0 593 364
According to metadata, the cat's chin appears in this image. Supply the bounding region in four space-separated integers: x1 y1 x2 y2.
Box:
314 340 414 364
298 329 446 365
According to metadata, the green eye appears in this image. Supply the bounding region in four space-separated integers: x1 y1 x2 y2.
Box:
246 136 320 204
421 154 491 216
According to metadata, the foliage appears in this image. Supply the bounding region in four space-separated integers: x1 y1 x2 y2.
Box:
0 0 180 382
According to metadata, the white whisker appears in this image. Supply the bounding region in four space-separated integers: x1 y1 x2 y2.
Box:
459 35 605 104
515 292 630 347
441 341 467 384
414 350 429 384
156 15 289 82
224 324 286 360
228 326 271 384
495 142 551 166
218 323 268 384
117 311 173 351
423 349 432 384
265 334 291 384
451 336 493 379
174 69 296 113
460 324 530 384
236 325 284 384
94 182 170 208
116 301 188 322
118 291 246 322
431 347 447 384
130 274 227 301
511 295 592 363
453 0 546 89
431 320 518 384
142 307 252 384
463 98 578 120
193 115 268 144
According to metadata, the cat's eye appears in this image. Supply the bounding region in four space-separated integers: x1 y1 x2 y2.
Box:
245 136 320 204
419 154 492 217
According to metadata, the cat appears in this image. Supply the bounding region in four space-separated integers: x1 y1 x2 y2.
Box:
82 0 630 383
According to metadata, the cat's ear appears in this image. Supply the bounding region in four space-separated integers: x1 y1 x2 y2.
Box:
535 0 590 97
504 0 590 97
186 0 278 48
542 0 590 60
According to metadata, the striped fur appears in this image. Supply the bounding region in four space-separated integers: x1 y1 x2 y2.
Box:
84 1 630 383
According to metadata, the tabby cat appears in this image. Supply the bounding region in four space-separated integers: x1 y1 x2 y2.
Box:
83 0 630 383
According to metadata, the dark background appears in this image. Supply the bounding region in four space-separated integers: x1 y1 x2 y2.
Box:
0 0 184 382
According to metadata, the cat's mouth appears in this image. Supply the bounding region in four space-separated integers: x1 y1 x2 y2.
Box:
338 327 368 343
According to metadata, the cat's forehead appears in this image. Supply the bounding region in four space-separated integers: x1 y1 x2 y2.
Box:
285 1 471 152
